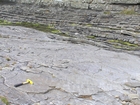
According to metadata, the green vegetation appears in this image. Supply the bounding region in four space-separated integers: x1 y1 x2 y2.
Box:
120 8 136 15
86 35 95 39
14 22 61 34
0 96 9 105
6 57 11 61
70 23 79 26
107 39 139 50
0 20 69 37
104 11 111 15
0 20 11 25
84 24 92 27
108 40 138 47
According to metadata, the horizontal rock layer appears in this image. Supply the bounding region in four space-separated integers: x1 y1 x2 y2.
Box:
2 0 140 11
0 4 140 55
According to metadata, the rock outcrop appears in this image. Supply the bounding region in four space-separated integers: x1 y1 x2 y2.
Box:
0 3 140 55
2 0 140 11
0 25 140 105
0 1 140 105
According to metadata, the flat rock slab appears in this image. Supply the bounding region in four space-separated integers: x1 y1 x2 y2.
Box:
0 26 140 105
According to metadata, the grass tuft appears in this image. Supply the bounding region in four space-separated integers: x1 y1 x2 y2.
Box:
120 9 136 15
107 39 139 50
104 11 111 15
0 96 9 105
108 40 138 47
87 35 95 39
0 20 69 37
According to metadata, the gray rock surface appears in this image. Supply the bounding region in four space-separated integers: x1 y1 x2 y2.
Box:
0 4 140 56
125 82 140 88
0 25 140 104
2 0 140 10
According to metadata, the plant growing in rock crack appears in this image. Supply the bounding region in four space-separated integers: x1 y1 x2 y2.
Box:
0 96 9 105
108 40 139 47
0 20 69 37
70 23 78 26
104 11 111 15
6 57 11 61
84 24 92 27
87 35 96 39
120 8 137 15
0 66 2 70
0 20 11 25
107 39 139 50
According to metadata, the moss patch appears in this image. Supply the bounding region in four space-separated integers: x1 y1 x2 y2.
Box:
120 9 136 15
0 66 2 70
108 40 138 47
87 35 95 39
84 24 92 27
0 20 11 25
70 23 79 26
0 20 69 37
104 11 111 15
6 57 11 61
13 22 58 33
0 96 9 105
107 39 139 50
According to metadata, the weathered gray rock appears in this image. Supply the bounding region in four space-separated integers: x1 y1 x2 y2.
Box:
136 88 140 96
128 94 139 100
0 26 140 104
2 0 140 11
0 1 139 104
18 0 140 4
125 82 140 88
131 100 140 105
111 0 140 4
0 100 5 105
1 4 140 53
119 94 131 102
